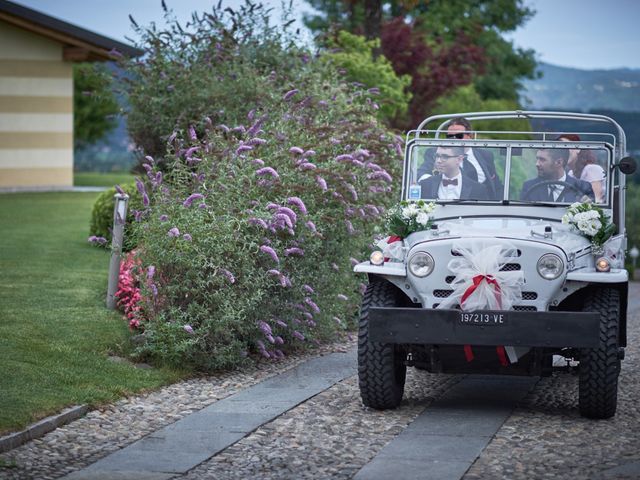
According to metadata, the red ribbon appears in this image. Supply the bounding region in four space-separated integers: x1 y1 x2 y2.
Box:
495 346 509 366
460 274 502 309
461 274 507 365
383 236 403 262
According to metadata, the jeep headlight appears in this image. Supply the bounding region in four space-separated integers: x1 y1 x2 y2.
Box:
537 253 564 280
370 251 384 266
408 252 435 277
595 256 611 272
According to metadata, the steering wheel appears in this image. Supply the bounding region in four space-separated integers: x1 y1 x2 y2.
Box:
521 180 585 202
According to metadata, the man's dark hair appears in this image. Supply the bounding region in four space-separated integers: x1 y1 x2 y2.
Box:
541 148 570 166
449 117 472 131
449 146 465 157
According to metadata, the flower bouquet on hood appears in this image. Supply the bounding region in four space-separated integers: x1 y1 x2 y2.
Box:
385 200 436 238
561 202 616 253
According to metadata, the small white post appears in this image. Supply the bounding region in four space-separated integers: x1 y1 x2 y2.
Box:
630 245 639 281
106 193 129 309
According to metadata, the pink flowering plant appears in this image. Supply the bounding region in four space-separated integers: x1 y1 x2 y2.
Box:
119 2 402 370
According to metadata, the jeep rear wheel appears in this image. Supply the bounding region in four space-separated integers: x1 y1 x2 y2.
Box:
579 287 621 419
358 281 407 409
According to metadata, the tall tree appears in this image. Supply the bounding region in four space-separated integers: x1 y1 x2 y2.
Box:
73 63 119 149
304 0 538 127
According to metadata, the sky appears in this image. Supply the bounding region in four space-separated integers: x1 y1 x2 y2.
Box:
10 0 640 70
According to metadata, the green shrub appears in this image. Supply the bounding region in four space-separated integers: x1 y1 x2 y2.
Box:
322 31 412 124
89 182 142 251
124 2 313 164
123 3 403 371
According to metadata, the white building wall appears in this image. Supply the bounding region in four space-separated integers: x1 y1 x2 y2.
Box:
0 20 73 189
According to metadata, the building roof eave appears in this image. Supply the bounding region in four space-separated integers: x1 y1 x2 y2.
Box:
0 0 144 60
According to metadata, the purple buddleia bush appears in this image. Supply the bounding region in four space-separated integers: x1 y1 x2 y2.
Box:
120 0 402 371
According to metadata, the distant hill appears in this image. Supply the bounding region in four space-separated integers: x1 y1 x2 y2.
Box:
521 63 640 153
522 63 640 112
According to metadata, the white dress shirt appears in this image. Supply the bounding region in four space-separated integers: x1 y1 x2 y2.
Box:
549 173 567 201
464 148 486 183
437 172 463 200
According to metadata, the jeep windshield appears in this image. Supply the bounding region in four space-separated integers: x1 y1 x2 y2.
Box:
403 140 612 206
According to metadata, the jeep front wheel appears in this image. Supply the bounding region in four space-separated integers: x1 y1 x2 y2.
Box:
358 281 407 409
579 287 621 419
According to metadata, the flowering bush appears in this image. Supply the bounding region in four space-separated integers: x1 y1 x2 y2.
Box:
385 200 436 237
115 251 145 329
120 4 402 371
562 202 615 249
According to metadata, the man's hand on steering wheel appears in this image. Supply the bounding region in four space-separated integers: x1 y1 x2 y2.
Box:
521 180 587 202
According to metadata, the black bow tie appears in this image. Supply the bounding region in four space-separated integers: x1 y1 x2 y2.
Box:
442 178 458 187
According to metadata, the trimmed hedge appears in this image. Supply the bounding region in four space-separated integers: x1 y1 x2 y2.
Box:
89 183 142 251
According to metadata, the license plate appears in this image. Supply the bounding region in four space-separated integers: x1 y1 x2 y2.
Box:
459 311 506 326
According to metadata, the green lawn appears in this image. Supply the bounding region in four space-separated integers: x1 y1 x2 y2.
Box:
0 192 183 434
74 171 135 187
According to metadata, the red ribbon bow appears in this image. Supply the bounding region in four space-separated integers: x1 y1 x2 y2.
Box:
442 178 458 187
460 274 502 309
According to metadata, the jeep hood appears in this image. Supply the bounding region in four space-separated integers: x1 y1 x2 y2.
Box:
405 216 591 255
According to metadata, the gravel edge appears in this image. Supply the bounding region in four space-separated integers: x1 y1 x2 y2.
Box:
0 406 89 454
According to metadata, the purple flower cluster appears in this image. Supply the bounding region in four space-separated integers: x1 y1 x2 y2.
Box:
88 235 107 246
316 176 328 191
183 193 204 208
289 146 304 155
255 166 280 180
286 197 308 215
220 268 236 284
283 88 299 101
260 245 280 263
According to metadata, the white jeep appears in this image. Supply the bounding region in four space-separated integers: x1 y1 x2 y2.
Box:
355 111 637 419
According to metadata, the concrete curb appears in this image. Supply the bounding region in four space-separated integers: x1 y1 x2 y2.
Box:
0 405 89 454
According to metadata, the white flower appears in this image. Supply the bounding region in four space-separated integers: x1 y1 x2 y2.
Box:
416 211 430 226
577 218 601 236
401 204 418 219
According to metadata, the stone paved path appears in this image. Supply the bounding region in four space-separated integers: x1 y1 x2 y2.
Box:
62 350 356 479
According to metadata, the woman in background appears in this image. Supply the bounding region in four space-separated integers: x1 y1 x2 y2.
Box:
557 134 606 202
571 149 606 202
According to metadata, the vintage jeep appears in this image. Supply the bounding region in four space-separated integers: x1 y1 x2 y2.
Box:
354 111 637 419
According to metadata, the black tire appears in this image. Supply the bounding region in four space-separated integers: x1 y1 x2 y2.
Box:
579 287 621 419
358 281 407 409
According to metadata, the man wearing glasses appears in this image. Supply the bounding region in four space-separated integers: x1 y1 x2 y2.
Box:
418 117 501 199
420 146 489 200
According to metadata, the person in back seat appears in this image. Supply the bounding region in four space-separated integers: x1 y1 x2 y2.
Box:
418 117 502 199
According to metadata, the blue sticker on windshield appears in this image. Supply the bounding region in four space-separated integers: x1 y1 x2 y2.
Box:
409 184 421 199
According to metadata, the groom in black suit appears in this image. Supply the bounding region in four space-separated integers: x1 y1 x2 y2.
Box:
420 146 489 200
520 148 594 202
417 117 502 200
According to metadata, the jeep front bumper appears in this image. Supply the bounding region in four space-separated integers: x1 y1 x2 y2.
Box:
368 307 601 348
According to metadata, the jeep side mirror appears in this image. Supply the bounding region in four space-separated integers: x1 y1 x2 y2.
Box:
618 156 637 175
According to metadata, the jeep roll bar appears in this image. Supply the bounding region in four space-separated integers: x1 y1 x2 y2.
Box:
415 110 628 159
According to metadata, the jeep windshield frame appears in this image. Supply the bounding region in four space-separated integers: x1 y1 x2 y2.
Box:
403 110 629 233
403 138 614 207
